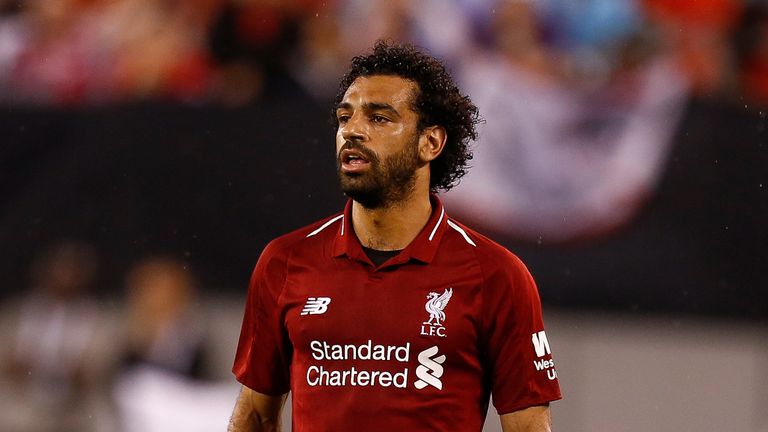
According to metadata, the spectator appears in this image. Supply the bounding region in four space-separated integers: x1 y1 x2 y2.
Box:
98 0 217 102
118 256 210 379
0 241 115 432
643 0 743 98
207 0 313 105
0 1 27 101
734 2 768 107
7 0 112 106
113 256 235 432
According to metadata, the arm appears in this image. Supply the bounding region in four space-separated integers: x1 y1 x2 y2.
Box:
500 404 552 432
228 385 288 432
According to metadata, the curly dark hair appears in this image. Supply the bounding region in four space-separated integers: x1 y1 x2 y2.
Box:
332 40 481 192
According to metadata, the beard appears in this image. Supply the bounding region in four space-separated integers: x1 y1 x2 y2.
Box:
336 135 421 209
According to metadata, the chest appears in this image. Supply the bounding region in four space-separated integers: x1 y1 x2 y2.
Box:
280 258 484 354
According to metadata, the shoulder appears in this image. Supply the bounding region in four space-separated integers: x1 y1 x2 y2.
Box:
259 212 344 261
250 212 343 285
445 220 543 328
445 218 526 268
444 218 534 288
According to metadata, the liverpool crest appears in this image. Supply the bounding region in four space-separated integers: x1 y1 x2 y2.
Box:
420 288 453 337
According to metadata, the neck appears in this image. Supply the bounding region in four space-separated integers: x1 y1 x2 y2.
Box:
351 188 433 251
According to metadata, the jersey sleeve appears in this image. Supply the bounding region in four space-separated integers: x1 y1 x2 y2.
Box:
480 250 562 414
232 241 292 395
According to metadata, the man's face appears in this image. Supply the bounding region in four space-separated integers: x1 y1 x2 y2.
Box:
335 75 423 209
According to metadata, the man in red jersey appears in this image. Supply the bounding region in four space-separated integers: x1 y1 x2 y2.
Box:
229 41 561 432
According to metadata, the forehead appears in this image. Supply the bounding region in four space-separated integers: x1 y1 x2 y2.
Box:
341 75 418 108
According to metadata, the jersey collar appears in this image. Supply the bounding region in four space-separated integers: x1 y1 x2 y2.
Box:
332 194 449 266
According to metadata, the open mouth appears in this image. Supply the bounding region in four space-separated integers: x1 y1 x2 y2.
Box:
340 148 371 172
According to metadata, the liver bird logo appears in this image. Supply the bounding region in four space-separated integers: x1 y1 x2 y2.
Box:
423 288 453 326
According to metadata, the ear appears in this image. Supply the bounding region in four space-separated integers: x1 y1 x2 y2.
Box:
419 126 447 163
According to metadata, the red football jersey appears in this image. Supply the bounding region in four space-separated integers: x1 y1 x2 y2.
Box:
233 196 561 431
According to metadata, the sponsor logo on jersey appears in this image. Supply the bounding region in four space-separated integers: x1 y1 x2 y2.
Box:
531 330 551 357
531 330 558 381
420 288 452 337
305 339 410 388
301 297 331 315
414 345 446 390
303 341 449 390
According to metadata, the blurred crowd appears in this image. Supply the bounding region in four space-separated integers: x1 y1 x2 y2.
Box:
0 241 234 432
0 0 765 108
1 0 766 242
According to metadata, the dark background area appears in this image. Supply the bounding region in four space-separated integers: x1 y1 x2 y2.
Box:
2 96 766 319
0 93 341 299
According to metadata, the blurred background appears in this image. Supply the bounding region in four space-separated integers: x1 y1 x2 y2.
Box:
0 0 766 430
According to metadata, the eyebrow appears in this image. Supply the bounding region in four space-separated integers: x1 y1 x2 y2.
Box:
336 102 401 117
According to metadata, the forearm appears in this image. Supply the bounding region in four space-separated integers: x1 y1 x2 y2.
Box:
228 386 285 432
500 404 552 432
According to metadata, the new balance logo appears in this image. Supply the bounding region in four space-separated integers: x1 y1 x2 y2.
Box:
531 330 551 358
301 297 331 315
414 346 446 390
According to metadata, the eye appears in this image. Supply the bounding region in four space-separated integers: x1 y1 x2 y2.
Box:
371 114 389 123
337 113 350 124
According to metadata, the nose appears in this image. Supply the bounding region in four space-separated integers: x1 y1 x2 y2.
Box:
340 113 367 142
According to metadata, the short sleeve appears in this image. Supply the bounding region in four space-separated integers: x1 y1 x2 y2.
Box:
232 241 292 395
480 251 562 414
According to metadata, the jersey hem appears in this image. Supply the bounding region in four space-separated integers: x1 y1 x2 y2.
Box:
234 374 290 397
494 394 563 416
